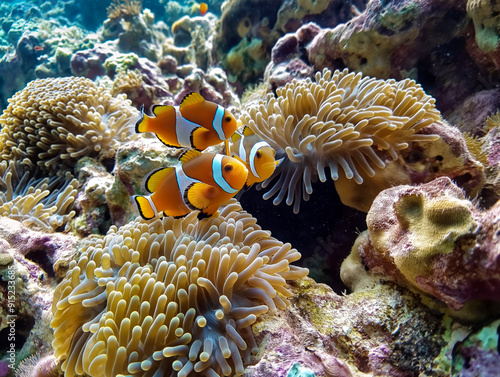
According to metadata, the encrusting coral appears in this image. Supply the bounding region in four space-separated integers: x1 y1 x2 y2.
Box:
51 200 308 377
0 77 138 174
342 177 500 322
240 67 441 213
0 161 78 232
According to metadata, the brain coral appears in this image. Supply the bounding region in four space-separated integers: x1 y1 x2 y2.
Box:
51 200 308 377
0 77 138 174
0 161 78 232
240 68 441 213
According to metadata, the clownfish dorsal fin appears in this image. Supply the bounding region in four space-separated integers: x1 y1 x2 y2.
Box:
145 167 174 193
186 182 213 210
180 92 205 108
179 149 202 164
242 126 254 136
152 104 174 117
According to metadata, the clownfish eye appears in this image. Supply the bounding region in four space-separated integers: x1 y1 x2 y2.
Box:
256 150 262 158
225 116 232 122
224 163 233 172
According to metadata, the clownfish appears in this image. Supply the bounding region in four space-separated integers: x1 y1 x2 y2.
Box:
135 92 238 151
134 150 248 220
200 2 208 16
229 126 278 187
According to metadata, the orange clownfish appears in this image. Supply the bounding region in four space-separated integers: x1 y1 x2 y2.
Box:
200 2 208 16
134 150 248 220
135 92 238 151
230 126 278 187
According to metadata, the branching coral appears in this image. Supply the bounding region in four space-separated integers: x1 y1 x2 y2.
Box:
0 77 138 174
240 68 441 213
51 200 308 377
0 161 78 232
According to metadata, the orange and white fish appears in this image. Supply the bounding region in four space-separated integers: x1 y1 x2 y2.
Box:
134 150 248 219
230 126 278 187
200 2 208 16
135 92 238 151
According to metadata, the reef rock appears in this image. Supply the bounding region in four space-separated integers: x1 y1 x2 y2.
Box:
247 277 462 377
342 177 500 321
0 217 77 364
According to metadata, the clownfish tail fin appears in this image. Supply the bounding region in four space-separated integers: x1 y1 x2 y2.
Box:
134 195 157 220
135 105 148 133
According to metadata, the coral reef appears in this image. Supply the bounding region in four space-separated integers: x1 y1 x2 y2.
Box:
51 200 308 377
0 217 77 365
0 76 138 174
342 177 500 321
245 277 457 377
212 0 365 88
241 67 441 213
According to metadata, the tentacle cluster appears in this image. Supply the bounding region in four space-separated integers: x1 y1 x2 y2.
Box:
51 200 308 377
240 68 441 213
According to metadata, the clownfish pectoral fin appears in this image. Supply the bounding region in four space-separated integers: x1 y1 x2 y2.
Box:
186 182 214 210
179 149 202 164
230 131 242 143
134 195 157 220
242 126 254 136
180 92 205 108
191 126 210 151
145 167 174 193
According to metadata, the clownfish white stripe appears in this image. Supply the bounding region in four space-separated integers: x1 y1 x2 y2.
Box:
213 105 226 141
238 135 247 161
175 107 200 147
249 141 270 179
176 165 200 198
213 154 238 194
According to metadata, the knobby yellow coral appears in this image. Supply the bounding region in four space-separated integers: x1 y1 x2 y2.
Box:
240 68 441 213
0 77 138 174
0 161 78 232
51 200 308 377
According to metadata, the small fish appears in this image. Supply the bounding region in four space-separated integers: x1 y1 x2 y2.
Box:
134 150 248 220
135 92 238 151
230 126 278 187
34 45 44 51
200 2 208 16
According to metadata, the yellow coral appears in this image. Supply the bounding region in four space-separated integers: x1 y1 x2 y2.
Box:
0 77 138 174
240 68 441 213
51 200 308 377
0 161 78 232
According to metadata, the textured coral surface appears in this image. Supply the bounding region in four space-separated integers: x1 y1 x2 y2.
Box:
344 177 500 318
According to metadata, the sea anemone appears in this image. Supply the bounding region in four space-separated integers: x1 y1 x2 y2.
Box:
0 77 138 174
240 68 441 213
51 200 308 377
0 161 78 232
